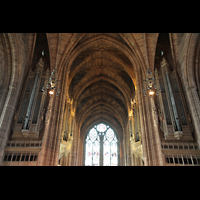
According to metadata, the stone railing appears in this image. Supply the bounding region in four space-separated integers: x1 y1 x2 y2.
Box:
6 140 42 148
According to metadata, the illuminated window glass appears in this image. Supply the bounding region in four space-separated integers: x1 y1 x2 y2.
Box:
85 123 118 166
97 123 107 132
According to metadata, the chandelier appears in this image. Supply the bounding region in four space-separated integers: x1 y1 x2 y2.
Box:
142 68 161 97
42 69 60 97
42 34 62 97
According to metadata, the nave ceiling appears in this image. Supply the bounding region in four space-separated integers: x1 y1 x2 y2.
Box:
19 33 200 140
66 33 137 139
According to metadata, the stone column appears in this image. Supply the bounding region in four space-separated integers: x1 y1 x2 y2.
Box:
150 97 164 166
0 85 18 165
70 114 74 137
78 137 84 166
125 125 131 166
135 155 138 166
69 129 76 166
187 86 200 146
37 94 55 166
145 96 157 166
132 154 135 166
137 68 164 166
70 113 77 166
136 69 149 166
51 94 66 166
122 128 127 166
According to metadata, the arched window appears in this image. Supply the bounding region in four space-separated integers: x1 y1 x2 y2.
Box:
85 123 118 166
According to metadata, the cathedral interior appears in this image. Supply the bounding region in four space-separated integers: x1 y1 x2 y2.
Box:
0 33 200 166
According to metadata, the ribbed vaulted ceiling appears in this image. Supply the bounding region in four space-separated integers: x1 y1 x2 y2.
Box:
67 33 135 138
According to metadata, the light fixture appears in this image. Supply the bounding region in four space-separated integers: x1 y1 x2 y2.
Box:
143 68 161 97
42 34 62 97
49 90 54 95
42 69 61 97
149 89 154 96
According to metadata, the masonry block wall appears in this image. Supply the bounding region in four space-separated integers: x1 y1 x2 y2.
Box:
0 33 34 165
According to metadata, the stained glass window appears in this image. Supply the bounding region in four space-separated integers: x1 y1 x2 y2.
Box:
97 123 107 132
85 123 118 166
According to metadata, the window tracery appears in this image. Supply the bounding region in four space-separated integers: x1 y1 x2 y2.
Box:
85 123 118 166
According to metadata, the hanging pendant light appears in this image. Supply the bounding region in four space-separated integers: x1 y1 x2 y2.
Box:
143 68 161 97
42 34 62 97
42 68 61 97
142 34 162 98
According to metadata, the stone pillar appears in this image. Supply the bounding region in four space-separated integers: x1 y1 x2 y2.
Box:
137 69 164 166
135 155 138 166
122 128 127 166
186 86 200 146
65 153 69 166
124 125 131 166
70 113 77 166
145 96 157 166
0 86 18 165
132 154 135 166
37 94 55 166
78 137 84 166
69 133 75 166
136 69 149 166
52 94 66 166
150 97 164 166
